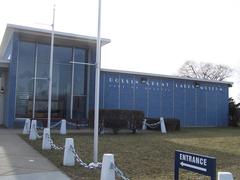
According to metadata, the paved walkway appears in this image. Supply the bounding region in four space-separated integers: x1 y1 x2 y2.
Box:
0 129 70 180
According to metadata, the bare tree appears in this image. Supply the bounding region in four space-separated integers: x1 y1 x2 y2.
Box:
178 61 232 81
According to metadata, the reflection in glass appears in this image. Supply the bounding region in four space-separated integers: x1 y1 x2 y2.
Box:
16 41 35 118
16 41 89 123
72 48 88 123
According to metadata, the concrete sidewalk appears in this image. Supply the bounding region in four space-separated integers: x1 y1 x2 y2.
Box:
0 129 70 180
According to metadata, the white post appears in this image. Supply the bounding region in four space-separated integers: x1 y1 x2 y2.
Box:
60 119 67 135
42 128 51 150
93 0 102 163
63 138 75 166
218 172 233 180
29 120 37 140
100 154 115 180
23 118 31 134
47 5 55 129
142 119 147 130
160 117 167 133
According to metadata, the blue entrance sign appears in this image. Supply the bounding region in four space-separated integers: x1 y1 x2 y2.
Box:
174 150 216 180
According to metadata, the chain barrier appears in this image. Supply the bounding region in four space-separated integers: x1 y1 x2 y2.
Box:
145 120 160 129
69 145 102 169
111 162 130 180
37 126 44 130
50 121 62 128
66 121 88 127
46 134 64 150
33 122 128 179
33 126 43 139
36 121 62 130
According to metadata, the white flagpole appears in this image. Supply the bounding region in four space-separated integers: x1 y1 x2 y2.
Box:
47 5 56 128
93 0 102 163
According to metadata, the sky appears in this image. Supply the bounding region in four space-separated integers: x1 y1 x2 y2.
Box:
0 0 240 100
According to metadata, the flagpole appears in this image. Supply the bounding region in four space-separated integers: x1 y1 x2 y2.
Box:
48 5 55 129
93 0 102 163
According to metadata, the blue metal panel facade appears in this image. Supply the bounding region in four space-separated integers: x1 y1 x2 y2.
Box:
104 73 120 109
185 82 196 126
119 74 134 110
100 71 230 127
197 85 207 126
161 78 174 118
148 77 161 118
174 80 185 126
5 33 18 128
134 75 148 116
206 83 217 126
2 33 230 128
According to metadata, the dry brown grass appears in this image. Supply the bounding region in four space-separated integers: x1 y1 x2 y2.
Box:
21 128 240 180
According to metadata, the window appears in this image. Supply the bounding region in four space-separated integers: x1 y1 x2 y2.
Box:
16 41 35 118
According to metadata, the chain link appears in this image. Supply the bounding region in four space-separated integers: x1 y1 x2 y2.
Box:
46 134 64 150
145 121 160 128
69 145 102 169
33 126 43 138
50 121 62 128
37 126 44 130
111 163 130 180
36 121 62 130
66 121 88 127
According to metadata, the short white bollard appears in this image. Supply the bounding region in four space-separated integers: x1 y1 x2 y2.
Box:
23 118 31 134
29 120 37 140
160 117 167 133
142 119 147 130
63 138 75 166
60 119 67 135
100 154 115 180
218 172 234 180
42 128 51 150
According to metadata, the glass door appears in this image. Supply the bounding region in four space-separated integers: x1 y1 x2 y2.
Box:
33 44 72 120
33 43 50 119
30 44 88 123
70 48 88 123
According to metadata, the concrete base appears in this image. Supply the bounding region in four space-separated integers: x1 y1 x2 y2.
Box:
218 172 234 180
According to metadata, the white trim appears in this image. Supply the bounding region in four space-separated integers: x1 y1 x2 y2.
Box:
0 60 10 63
101 68 233 86
0 60 9 68
70 48 75 119
6 24 110 45
32 42 38 119
86 48 91 119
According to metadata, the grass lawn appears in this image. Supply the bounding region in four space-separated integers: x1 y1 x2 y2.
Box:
21 128 240 180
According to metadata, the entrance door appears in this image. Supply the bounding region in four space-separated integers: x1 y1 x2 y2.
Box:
70 48 88 123
0 72 6 125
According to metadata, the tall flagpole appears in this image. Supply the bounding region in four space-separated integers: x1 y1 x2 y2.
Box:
48 5 56 128
93 0 102 163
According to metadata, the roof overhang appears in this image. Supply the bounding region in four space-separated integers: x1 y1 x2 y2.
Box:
0 60 9 68
0 24 111 58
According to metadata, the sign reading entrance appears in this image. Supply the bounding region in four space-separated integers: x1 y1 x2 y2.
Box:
174 150 216 180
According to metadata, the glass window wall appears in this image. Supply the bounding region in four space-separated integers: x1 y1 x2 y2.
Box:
16 41 35 118
16 41 89 122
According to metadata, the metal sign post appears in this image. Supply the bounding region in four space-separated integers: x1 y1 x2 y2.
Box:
47 5 56 129
174 150 216 180
93 0 102 163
